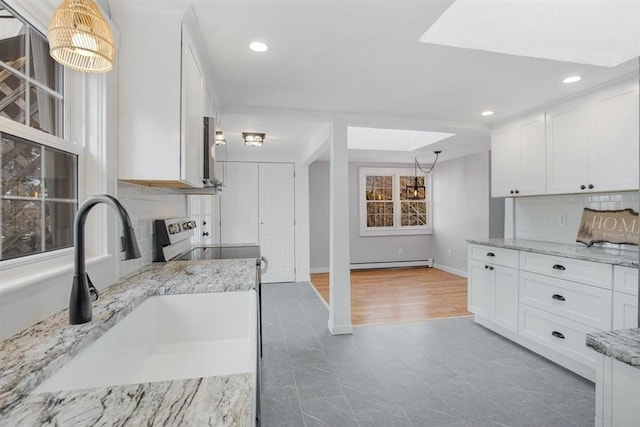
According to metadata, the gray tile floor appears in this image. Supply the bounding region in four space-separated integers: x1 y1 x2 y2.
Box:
260 282 595 427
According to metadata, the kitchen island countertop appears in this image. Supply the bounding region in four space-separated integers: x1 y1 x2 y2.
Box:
587 328 640 369
0 259 257 426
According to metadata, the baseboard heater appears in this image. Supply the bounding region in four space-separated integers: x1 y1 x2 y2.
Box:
350 259 434 270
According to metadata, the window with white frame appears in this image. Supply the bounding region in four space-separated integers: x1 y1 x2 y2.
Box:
0 2 76 262
359 167 432 236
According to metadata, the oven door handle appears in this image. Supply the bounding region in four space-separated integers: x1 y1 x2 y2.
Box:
260 256 269 274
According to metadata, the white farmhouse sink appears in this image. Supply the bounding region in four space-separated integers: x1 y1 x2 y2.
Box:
35 291 257 393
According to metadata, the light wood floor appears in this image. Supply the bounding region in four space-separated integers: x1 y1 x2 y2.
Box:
310 267 471 326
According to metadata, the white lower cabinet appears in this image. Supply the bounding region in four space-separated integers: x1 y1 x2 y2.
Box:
613 293 638 330
468 246 518 333
613 266 638 329
467 243 626 382
519 304 599 374
596 356 640 427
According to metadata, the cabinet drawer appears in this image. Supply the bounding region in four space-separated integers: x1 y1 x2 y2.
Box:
520 272 612 330
613 266 638 297
519 251 612 289
469 245 518 268
519 304 598 369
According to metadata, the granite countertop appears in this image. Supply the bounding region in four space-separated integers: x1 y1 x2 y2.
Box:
467 238 638 268
0 259 257 426
587 329 640 369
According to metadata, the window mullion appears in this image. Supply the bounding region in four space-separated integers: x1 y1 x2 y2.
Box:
40 147 46 253
24 27 30 128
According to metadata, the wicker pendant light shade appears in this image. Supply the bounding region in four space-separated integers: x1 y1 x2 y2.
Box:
48 0 115 73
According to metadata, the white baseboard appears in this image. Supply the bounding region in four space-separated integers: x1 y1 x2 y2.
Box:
312 260 433 274
433 263 467 278
351 259 433 270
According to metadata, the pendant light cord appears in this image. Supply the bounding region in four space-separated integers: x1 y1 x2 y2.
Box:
415 150 442 174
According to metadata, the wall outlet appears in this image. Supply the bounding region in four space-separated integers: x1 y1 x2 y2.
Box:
558 214 567 227
398 247 403 255
447 249 452 257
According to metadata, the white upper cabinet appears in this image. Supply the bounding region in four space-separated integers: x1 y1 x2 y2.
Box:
491 126 518 197
546 102 590 194
491 114 546 197
546 80 639 195
180 22 205 188
116 5 209 188
588 84 639 192
493 79 638 197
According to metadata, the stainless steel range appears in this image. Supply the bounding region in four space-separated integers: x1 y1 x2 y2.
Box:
153 217 263 263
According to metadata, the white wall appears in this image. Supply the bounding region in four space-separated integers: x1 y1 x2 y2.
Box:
308 161 435 272
514 191 640 250
309 162 330 270
431 152 493 276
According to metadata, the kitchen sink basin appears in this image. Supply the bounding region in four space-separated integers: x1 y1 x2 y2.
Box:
34 291 257 393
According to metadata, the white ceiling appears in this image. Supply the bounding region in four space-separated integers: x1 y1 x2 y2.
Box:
108 0 638 164
347 127 454 152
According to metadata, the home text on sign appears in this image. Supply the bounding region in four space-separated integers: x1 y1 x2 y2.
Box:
576 208 639 247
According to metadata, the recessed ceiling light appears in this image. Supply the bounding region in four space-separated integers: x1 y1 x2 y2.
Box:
563 75 582 84
249 42 269 53
481 111 494 117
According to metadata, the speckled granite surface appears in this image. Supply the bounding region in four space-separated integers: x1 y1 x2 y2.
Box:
0 259 256 426
587 329 640 369
467 238 638 268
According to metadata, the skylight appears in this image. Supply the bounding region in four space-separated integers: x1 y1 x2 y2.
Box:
420 0 640 67
347 127 454 151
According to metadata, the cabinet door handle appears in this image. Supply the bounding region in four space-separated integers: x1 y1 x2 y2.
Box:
551 331 565 339
203 232 210 237
588 184 594 189
552 294 566 301
486 252 495 257
580 185 586 190
515 190 520 194
484 265 489 269
510 190 514 194
552 264 566 271
488 266 494 271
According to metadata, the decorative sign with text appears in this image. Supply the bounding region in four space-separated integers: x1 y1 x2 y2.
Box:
576 208 639 247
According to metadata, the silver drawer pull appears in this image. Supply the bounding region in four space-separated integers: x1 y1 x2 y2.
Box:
552 294 566 301
551 331 565 339
552 264 566 271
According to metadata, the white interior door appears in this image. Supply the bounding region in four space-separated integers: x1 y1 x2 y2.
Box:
219 162 259 244
259 163 295 283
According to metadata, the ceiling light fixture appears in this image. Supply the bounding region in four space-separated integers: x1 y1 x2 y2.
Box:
481 110 494 117
215 131 226 145
243 132 265 147
249 41 269 53
407 151 441 200
48 0 115 73
563 75 582 84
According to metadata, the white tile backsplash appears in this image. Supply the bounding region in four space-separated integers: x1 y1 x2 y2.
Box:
514 191 640 250
117 182 188 278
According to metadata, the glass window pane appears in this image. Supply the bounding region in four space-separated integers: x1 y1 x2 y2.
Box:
29 30 61 92
0 68 26 124
44 201 75 251
30 85 62 136
43 146 76 199
1 199 41 260
1 133 42 197
0 7 26 72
